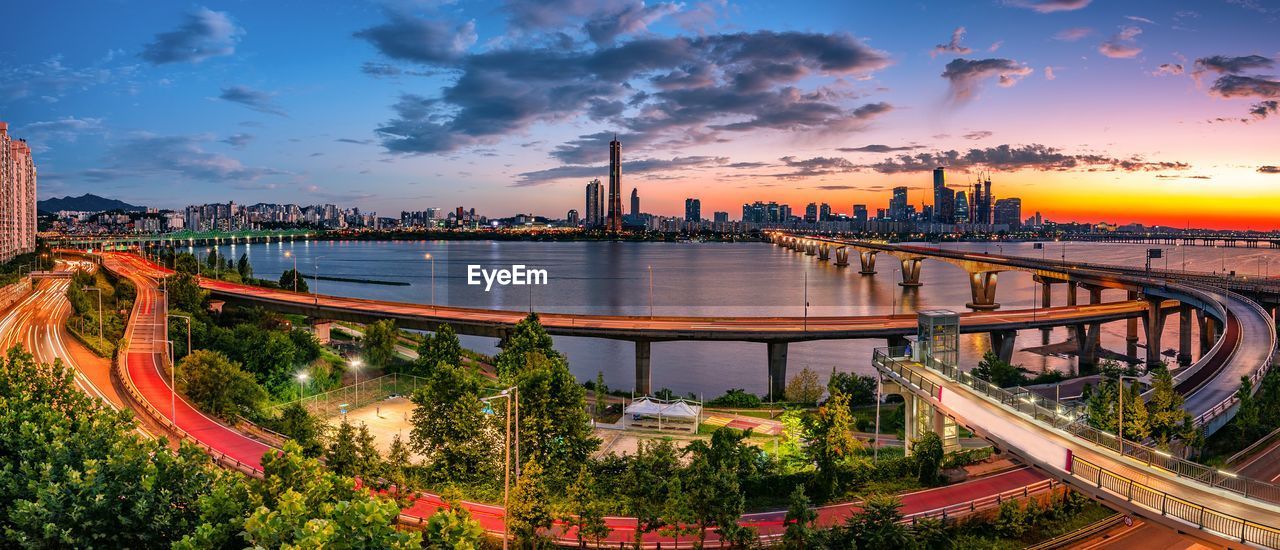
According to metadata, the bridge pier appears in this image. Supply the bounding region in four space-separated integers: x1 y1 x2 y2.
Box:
804 242 816 256
1178 304 1194 367
834 247 849 267
1126 291 1140 358
1143 298 1168 367
859 251 878 275
988 330 1017 363
1197 310 1217 356
1073 323 1101 371
635 340 652 396
1067 281 1078 306
898 257 923 287
966 271 1000 310
817 244 830 261
903 393 960 456
767 342 788 400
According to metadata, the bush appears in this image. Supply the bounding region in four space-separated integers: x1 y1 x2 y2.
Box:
177 350 268 420
708 388 763 408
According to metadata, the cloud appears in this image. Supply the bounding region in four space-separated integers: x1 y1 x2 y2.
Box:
863 143 1189 174
726 161 771 169
354 9 476 64
514 155 726 185
766 155 858 179
21 117 104 142
83 133 283 183
218 85 287 116
1193 55 1275 76
1005 0 1092 13
941 58 1033 104
931 27 973 58
1209 75 1280 99
1098 26 1143 59
584 2 682 46
139 7 242 64
1044 66 1056 80
1248 100 1279 120
336 137 374 145
361 62 402 77
220 133 254 148
1053 27 1093 41
0 57 121 102
1258 165 1280 174
1153 63 1184 76
1125 15 1156 24
370 29 893 155
504 0 681 44
963 130 994 140
837 144 924 153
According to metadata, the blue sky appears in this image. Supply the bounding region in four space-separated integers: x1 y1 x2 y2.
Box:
2 0 1278 228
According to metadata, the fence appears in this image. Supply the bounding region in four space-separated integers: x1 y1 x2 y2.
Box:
872 347 1280 506
274 372 430 418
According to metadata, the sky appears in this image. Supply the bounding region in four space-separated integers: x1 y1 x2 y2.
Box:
2 0 1279 230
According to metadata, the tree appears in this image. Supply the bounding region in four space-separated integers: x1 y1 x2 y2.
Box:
1147 367 1192 448
827 370 878 407
422 504 485 550
781 485 817 549
363 319 400 368
237 253 252 280
415 323 462 376
274 402 325 457
410 362 496 483
1119 381 1150 443
593 370 608 421
507 459 554 547
174 252 200 275
516 352 601 477
1235 376 1262 446
495 312 560 381
168 273 207 312
384 434 416 494
326 418 384 480
841 494 909 548
279 268 309 293
972 350 1027 387
785 366 824 404
177 349 268 420
803 390 862 496
621 440 681 547
562 466 610 549
912 431 945 486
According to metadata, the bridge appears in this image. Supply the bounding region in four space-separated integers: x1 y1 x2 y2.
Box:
44 228 318 249
1066 232 1280 249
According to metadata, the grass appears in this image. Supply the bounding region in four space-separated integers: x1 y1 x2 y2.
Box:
952 500 1117 550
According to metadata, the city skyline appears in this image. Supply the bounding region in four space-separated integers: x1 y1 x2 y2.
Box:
3 1 1279 229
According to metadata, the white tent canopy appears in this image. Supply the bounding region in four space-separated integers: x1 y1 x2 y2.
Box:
623 396 703 432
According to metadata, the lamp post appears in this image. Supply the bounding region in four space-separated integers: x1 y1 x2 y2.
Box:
163 339 177 425
1117 374 1140 456
350 358 363 406
481 386 519 550
424 253 435 306
168 314 191 359
82 286 103 339
648 264 654 318
297 371 310 400
284 250 298 292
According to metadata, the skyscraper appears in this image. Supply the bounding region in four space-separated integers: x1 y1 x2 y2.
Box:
818 203 832 221
932 167 954 224
606 135 623 231
889 187 909 221
804 202 817 223
630 187 640 218
0 122 37 263
954 191 969 224
684 198 701 222
853 204 868 224
994 198 1022 227
585 179 603 227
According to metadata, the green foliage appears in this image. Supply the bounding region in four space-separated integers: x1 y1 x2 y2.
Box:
835 494 909 548
1235 376 1262 447
174 252 200 275
972 350 1029 388
363 319 400 368
593 370 608 421
621 440 681 545
271 402 326 457
168 272 207 313
1084 377 1150 442
562 466 611 548
422 503 485 550
912 431 945 486
507 459 553 547
414 323 463 376
177 349 268 420
707 388 763 408
803 390 862 498
781 485 817 549
827 370 878 407
279 268 309 293
785 366 825 404
495 312 560 381
409 362 497 484
516 352 600 479
683 431 748 548
325 418 385 480
237 253 253 280
1147 367 1194 449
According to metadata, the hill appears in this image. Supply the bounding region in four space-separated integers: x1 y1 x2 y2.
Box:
37 194 145 214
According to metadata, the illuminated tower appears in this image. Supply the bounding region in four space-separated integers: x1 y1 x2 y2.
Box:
606 135 623 231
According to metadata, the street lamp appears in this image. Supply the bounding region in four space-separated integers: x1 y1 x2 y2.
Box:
296 371 310 400
350 358 364 406
481 386 519 550
168 314 191 360
284 250 298 292
163 339 177 425
424 253 435 306
647 264 654 318
1117 374 1141 456
82 286 103 339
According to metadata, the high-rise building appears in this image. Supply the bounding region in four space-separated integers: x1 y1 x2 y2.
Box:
567 209 580 225
684 198 701 222
630 187 640 217
583 177 601 225
889 187 909 221
804 202 818 223
778 204 792 222
932 167 955 224
853 204 868 224
0 122 37 263
818 203 832 221
954 191 969 224
994 198 1022 227
713 211 729 223
606 135 623 231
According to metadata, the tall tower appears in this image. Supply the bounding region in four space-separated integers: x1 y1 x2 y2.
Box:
606 135 623 231
585 179 603 227
630 187 640 218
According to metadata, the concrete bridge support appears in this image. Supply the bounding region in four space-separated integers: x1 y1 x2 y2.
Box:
859 251 878 275
1197 310 1218 356
1126 291 1140 359
817 245 830 261
989 330 1017 363
967 271 1001 310
1073 323 1101 371
1178 304 1194 366
898 257 923 287
767 342 788 400
804 242 816 256
635 340 652 396
1067 281 1079 306
902 391 961 456
1143 299 1168 367
834 247 849 267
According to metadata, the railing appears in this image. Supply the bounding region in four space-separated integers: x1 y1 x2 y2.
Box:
1072 456 1280 548
273 372 430 418
903 479 1059 524
872 347 1280 506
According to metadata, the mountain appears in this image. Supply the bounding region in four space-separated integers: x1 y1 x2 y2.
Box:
37 194 145 214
